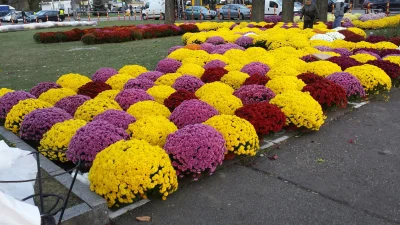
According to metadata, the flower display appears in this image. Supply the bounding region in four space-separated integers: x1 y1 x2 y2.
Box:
163 90 198 111
240 62 270 76
302 80 348 110
326 72 366 99
89 139 178 207
39 119 87 162
243 74 270 86
350 53 377 63
266 67 299 79
54 95 90 116
195 82 234 98
306 61 342 77
123 78 155 91
127 100 171 119
233 84 275 105
235 36 254 48
106 74 134 90
92 68 118 83
4 99 52 134
155 73 183 86
177 63 205 78
297 73 326 84
169 99 218 129
146 85 176 104
67 120 129 166
118 65 148 78
77 81 112 98
0 91 35 119
200 43 216 53
384 55 400 66
204 115 259 156
0 88 14 97
30 82 61 98
201 67 228 83
136 71 165 82
327 56 362 70
235 102 286 135
338 30 365 42
115 89 154 111
200 93 242 115
203 60 227 70
74 98 122 121
366 35 387 44
266 76 306 94
93 90 118 101
93 109 136 130
172 75 204 92
128 116 177 147
270 91 326 130
56 73 92 92
345 64 392 94
366 60 400 80
221 71 250 90
38 88 77 105
20 107 72 142
164 124 226 177
155 58 182 73
206 36 225 45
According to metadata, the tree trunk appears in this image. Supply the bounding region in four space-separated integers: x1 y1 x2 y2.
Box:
165 0 175 24
317 0 328 22
71 0 79 20
282 0 294 22
251 0 265 22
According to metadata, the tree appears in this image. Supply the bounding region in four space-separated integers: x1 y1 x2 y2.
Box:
316 0 328 22
165 0 175 24
282 0 294 22
251 0 265 22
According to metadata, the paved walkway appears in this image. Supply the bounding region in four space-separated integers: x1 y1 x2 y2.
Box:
115 89 400 225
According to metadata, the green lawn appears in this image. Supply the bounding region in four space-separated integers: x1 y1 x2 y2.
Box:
0 21 183 90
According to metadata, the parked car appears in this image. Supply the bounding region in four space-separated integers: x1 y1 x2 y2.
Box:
219 4 251 20
184 6 217 19
1 11 21 22
362 0 400 12
26 10 60 23
328 0 350 13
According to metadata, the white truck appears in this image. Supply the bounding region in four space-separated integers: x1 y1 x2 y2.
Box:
142 0 165 20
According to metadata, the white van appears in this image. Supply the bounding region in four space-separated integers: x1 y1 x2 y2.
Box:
265 0 283 15
142 0 165 20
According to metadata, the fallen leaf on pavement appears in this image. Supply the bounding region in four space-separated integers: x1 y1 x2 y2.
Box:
268 155 278 160
136 216 151 222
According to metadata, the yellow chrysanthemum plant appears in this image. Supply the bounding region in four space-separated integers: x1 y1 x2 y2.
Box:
306 61 342 77
146 85 176 104
266 76 306 94
38 88 76 105
0 88 14 97
221 71 249 90
5 99 52 134
56 73 92 92
270 91 326 131
345 64 392 96
195 82 234 98
94 90 120 101
155 73 183 86
200 93 243 115
126 100 171 120
74 98 122 122
204 115 259 156
127 116 178 147
89 139 178 207
106 74 134 90
39 119 87 162
118 65 147 78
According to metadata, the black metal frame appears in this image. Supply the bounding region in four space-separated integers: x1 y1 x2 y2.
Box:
0 150 81 225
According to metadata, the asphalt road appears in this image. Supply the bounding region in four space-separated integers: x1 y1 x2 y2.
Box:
114 88 400 225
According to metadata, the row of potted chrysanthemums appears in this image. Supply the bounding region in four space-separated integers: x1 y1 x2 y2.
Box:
2 29 399 208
